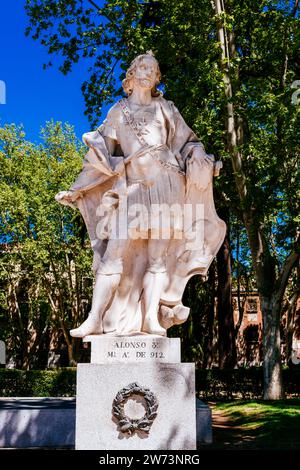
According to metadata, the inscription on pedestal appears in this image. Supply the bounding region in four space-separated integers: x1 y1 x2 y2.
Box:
108 339 165 361
84 336 181 364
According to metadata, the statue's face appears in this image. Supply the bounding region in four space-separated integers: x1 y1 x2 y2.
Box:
133 57 158 91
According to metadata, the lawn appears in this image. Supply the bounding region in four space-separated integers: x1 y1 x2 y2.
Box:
203 399 300 450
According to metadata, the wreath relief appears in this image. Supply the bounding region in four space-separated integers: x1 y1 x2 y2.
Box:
112 382 159 435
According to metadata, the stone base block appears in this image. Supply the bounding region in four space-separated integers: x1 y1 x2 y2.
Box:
196 399 213 444
0 398 75 448
76 363 196 450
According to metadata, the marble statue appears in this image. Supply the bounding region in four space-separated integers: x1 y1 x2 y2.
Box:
55 51 226 338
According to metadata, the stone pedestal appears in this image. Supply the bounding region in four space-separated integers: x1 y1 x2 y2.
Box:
75 335 197 450
76 362 196 450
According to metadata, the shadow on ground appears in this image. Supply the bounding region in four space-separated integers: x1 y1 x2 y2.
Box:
198 399 300 450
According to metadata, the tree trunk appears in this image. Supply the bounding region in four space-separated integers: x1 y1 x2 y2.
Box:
216 210 236 368
243 213 284 398
67 342 76 367
261 295 283 399
202 264 216 368
286 292 299 365
213 0 286 398
60 319 76 366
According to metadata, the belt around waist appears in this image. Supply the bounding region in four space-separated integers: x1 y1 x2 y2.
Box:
124 144 167 164
124 144 185 176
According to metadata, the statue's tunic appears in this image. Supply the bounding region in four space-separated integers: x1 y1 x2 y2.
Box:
99 97 192 237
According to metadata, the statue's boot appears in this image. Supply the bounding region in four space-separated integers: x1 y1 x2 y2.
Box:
142 315 166 336
141 270 167 336
70 272 121 338
70 313 103 338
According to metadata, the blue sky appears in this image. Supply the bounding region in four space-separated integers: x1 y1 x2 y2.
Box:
0 0 104 143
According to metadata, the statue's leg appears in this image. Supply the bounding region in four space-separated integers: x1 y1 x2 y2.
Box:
141 239 169 336
70 239 128 338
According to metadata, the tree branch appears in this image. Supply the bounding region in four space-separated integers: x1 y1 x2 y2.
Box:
292 0 299 17
87 0 102 10
213 0 248 202
97 56 120 98
87 0 123 33
276 235 300 305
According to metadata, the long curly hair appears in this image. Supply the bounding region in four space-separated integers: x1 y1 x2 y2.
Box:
122 52 162 97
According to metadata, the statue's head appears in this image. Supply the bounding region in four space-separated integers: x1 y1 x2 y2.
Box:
122 51 162 97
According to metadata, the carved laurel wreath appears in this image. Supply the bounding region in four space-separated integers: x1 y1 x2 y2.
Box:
112 382 159 435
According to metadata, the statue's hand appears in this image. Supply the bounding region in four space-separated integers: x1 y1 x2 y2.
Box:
187 147 215 190
191 146 214 166
190 146 222 176
55 190 79 206
83 131 100 148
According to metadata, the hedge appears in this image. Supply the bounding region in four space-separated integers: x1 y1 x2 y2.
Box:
0 369 76 397
0 367 299 398
196 368 300 400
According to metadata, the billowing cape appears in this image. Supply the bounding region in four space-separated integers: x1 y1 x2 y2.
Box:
59 98 226 333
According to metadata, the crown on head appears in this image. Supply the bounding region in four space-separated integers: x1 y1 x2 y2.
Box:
146 50 155 57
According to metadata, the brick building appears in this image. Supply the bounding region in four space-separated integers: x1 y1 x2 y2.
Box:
233 292 300 366
232 292 263 366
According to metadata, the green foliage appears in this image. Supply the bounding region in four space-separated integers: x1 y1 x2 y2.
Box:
0 368 76 396
21 1 300 376
0 122 92 368
25 0 300 266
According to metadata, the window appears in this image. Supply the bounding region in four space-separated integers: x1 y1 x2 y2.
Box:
246 298 258 322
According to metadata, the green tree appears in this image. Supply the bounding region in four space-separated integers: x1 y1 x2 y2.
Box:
0 122 92 367
213 0 300 398
25 0 300 399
